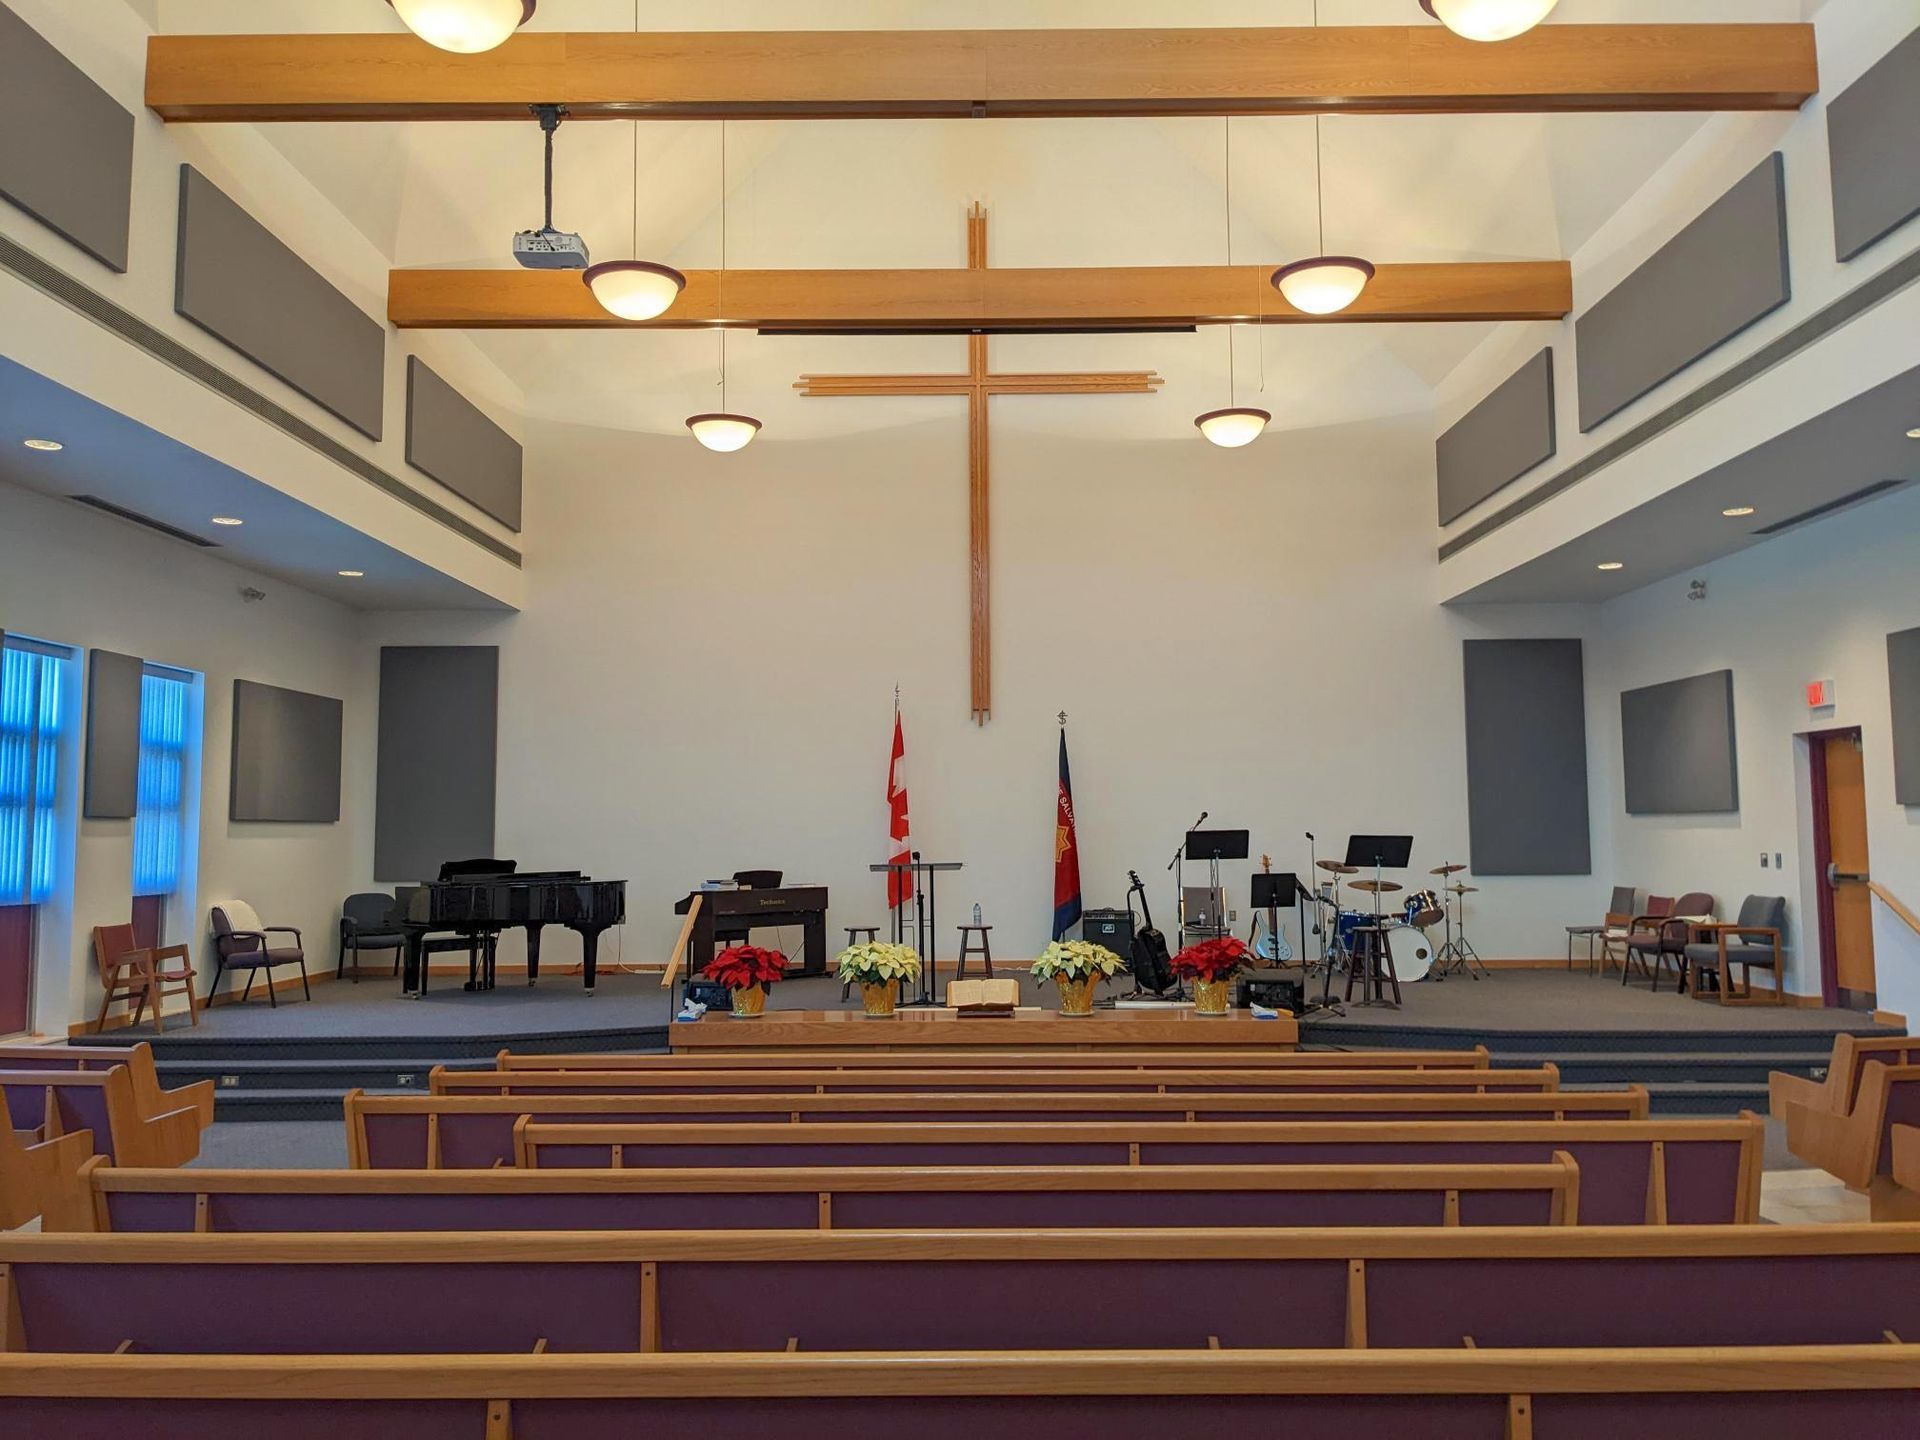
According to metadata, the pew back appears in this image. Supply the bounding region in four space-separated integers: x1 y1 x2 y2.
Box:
495 1047 1493 1072
0 1042 214 1129
511 1117 1764 1226
350 1088 1647 1171
434 1064 1561 1096
3 1344 1918 1440
1779 1062 1920 1189
6 1225 1920 1358
72 1158 1581 1234
0 1066 201 1168
1769 1034 1920 1122
0 1091 95 1230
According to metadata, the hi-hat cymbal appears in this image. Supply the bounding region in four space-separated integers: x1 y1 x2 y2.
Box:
1448 884 1480 894
1350 880 1403 894
1316 861 1359 875
1430 864 1469 876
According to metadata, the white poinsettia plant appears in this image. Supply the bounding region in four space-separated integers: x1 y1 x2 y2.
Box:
1031 939 1127 984
834 941 921 986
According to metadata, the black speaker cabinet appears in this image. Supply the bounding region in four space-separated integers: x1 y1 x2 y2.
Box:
1080 908 1134 952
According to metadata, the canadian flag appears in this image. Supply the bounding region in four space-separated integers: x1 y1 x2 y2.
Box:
886 707 911 910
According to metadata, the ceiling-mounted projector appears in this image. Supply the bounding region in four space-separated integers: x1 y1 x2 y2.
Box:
514 104 587 270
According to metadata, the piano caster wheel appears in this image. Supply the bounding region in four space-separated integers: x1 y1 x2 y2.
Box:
586 988 596 997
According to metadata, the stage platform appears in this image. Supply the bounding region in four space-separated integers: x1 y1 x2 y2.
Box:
74 968 1896 1119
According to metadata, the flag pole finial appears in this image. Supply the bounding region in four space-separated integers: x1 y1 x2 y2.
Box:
895 684 901 711
1058 710 1068 728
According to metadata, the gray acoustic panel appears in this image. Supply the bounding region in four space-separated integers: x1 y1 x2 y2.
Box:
1890 626 1920 807
1620 670 1740 815
83 650 144 820
0 5 135 272
230 680 343 823
1577 154 1790 433
175 166 385 441
405 358 524 531
1462 639 1592 877
375 646 498 882
1437 348 1556 526
1830 28 1920 263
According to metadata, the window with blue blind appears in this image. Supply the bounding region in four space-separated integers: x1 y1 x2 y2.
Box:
132 666 193 898
0 639 71 906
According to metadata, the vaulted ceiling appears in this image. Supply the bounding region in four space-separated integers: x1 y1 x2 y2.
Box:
137 0 1814 439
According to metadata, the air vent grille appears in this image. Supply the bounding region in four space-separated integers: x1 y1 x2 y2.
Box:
69 494 220 548
1751 480 1905 536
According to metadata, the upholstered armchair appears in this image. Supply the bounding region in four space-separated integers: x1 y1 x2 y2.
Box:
208 902 312 1007
338 892 406 983
1618 895 1673 986
1684 895 1788 1005
1627 892 1715 993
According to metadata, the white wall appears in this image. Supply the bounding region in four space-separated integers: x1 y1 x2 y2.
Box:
366 407 1601 967
0 485 374 1034
1590 485 1920 1016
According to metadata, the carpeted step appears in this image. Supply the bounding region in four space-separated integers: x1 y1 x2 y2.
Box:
1637 1081 1774 1117
205 1087 415 1122
1314 1023 1891 1056
84 1027 671 1065
157 1056 499 1094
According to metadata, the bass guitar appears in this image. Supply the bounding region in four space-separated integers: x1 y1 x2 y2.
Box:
1251 853 1295 963
1126 869 1176 994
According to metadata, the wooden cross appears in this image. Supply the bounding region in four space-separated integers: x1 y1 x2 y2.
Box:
796 205 1162 724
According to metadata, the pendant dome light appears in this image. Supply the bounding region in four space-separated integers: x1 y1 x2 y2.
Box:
1196 118 1270 449
1418 0 1560 43
1271 2 1375 317
387 0 534 54
687 120 761 452
583 76 686 322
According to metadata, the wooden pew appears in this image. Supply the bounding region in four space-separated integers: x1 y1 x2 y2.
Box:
0 1043 214 1131
511 1116 1764 1226
3 1345 1917 1437
1777 1061 1920 1210
496 1046 1494 1071
0 1068 204 1169
434 1064 1561 1096
0 1092 95 1230
1890 1125 1920 1221
58 1157 1583 1233
349 1088 1649 1170
1768 1034 1920 1122
10 1224 1920 1356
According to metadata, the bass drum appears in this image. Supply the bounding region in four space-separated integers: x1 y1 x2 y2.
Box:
1386 923 1434 983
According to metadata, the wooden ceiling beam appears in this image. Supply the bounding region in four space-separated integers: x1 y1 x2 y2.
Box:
386 262 1572 332
148 26 1817 124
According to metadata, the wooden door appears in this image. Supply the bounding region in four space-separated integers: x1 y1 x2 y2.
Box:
0 905 31 1037
1823 732 1876 1006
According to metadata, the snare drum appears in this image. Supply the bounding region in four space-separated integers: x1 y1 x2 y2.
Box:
1403 889 1444 929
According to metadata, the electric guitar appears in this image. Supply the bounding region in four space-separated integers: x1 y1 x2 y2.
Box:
1251 853 1295 963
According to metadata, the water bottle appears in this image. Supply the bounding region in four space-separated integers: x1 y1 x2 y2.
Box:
973 902 983 925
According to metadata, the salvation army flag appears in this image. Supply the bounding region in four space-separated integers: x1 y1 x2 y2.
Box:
1052 727 1083 940
886 708 911 910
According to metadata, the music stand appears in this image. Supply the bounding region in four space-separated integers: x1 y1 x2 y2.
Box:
1180 828 1249 951
1342 834 1412 1008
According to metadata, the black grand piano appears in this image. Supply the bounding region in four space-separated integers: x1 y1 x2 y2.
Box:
395 859 626 996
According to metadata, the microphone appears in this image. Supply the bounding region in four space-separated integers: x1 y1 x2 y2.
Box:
1190 810 1209 830
1305 831 1315 841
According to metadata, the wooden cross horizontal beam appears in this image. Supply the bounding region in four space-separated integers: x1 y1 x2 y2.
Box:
146 25 1817 124
388 262 1572 332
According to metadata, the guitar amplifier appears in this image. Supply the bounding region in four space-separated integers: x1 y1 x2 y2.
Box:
1236 971 1304 1014
1080 908 1133 951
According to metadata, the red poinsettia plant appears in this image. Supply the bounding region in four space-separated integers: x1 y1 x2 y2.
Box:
1171 935 1251 982
702 945 790 991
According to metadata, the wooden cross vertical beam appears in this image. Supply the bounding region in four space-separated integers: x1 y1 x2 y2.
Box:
797 205 1163 724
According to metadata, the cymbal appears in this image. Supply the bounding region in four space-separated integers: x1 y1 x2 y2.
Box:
1448 885 1480 894
1316 861 1359 875
1430 864 1469 876
1349 880 1403 894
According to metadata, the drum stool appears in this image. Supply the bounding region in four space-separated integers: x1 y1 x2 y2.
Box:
1343 923 1403 1008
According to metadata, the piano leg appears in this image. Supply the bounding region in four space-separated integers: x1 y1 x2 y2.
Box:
525 923 546 987
579 926 601 994
804 910 828 979
402 932 425 999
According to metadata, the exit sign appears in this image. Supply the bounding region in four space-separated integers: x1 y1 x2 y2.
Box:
1807 679 1836 708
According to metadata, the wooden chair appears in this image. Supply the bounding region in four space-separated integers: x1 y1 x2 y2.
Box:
91 923 198 1033
1625 892 1715 992
1684 895 1787 1004
1616 894 1672 985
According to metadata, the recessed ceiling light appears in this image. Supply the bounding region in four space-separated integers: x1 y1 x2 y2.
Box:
1907 427 1920 440
22 438 63 452
1596 561 1625 572
210 516 245 527
1721 506 1756 518
337 570 365 578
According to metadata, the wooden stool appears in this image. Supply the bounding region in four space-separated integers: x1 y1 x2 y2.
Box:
956 924 994 979
1343 923 1402 1008
844 926 879 947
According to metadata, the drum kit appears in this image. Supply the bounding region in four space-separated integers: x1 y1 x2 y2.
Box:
1308 860 1488 990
